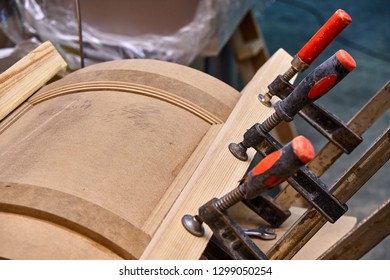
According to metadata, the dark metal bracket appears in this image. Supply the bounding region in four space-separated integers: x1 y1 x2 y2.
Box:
242 133 347 227
268 75 362 154
198 199 268 260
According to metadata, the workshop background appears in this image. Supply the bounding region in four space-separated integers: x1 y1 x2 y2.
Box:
0 0 388 260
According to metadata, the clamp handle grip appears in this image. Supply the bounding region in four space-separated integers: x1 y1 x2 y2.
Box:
297 9 352 65
276 50 356 121
243 136 314 199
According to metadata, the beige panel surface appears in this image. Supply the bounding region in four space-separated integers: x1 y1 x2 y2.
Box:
0 58 239 259
0 212 122 260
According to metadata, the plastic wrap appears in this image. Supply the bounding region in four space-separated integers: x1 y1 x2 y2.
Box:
0 0 253 69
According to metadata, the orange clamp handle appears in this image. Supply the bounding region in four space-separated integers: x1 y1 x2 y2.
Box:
297 9 352 65
243 136 315 199
276 50 356 122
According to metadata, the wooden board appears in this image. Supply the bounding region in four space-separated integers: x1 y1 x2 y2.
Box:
0 41 67 122
141 49 293 259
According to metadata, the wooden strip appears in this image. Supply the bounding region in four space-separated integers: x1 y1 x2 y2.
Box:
267 128 390 259
0 41 67 122
140 49 293 260
229 10 296 145
319 198 390 260
142 124 223 236
275 81 390 208
347 81 390 136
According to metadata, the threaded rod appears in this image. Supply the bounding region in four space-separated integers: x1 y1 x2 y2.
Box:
215 187 245 210
260 112 282 133
283 67 298 81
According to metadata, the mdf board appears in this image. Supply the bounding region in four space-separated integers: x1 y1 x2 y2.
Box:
0 59 239 260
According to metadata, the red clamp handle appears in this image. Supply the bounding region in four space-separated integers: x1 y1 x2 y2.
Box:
242 136 315 199
297 9 352 65
276 50 356 122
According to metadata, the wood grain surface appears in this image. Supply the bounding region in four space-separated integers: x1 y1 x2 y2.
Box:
0 41 67 122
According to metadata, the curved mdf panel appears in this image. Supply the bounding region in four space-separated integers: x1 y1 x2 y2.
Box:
0 59 240 259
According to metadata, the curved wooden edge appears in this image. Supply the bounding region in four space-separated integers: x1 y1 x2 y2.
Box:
0 79 226 136
59 59 240 109
28 81 223 125
36 61 240 122
0 182 150 259
142 124 223 236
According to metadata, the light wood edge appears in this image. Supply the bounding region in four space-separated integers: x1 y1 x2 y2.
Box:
142 124 223 236
0 41 67 122
141 49 293 259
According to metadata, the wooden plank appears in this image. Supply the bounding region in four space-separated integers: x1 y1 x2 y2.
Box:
141 49 293 260
275 81 390 208
267 127 390 259
319 198 390 260
0 41 67 122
